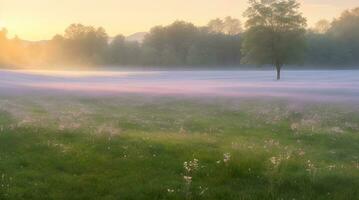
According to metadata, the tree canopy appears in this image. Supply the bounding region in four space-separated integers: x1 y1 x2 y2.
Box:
312 19 331 34
305 7 359 65
63 24 108 64
207 16 243 35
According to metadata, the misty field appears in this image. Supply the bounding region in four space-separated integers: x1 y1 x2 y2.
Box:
1 0 359 198
0 95 358 200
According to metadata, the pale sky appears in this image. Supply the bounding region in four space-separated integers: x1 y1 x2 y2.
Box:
0 0 358 41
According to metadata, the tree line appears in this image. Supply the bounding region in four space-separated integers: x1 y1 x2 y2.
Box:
0 17 242 67
0 1 358 74
306 7 359 65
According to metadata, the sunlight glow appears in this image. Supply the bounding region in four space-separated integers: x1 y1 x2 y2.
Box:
0 20 6 29
1 0 358 40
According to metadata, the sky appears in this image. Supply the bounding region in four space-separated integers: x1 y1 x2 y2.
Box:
0 0 358 41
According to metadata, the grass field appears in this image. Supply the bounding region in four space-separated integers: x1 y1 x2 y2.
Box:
0 95 359 200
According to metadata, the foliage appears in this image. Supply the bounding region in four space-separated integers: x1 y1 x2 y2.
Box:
0 18 243 67
62 24 109 64
241 0 307 79
142 21 242 66
107 35 141 65
207 16 243 35
142 21 199 66
312 19 331 34
306 8 359 65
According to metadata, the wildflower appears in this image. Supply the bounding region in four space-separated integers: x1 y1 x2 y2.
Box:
328 165 336 171
306 160 317 175
307 160 314 170
270 156 282 167
199 186 208 195
331 127 344 134
285 153 291 160
184 159 199 173
298 149 305 156
223 153 231 164
270 157 276 165
183 158 200 195
167 188 175 193
183 176 192 184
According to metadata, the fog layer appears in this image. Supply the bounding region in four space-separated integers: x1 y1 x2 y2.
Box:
1 70 358 102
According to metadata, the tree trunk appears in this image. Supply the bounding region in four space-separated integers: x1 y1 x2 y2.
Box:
276 65 281 80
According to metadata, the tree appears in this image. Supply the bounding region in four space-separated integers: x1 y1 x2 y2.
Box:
142 21 198 65
304 8 359 66
46 34 66 64
223 16 243 35
108 35 141 65
108 35 126 64
186 31 242 65
242 0 307 80
63 24 108 64
328 7 359 64
207 16 242 35
313 19 331 34
207 18 224 34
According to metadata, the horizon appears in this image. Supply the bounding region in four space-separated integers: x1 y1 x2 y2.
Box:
1 0 358 41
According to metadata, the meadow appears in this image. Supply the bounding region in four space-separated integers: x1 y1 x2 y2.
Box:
0 95 358 200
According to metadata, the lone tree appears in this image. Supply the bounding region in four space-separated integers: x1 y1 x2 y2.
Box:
242 0 307 80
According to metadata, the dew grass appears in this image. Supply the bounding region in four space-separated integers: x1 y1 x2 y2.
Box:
0 95 358 199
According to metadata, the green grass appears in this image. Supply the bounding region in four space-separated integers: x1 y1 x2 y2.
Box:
0 95 358 199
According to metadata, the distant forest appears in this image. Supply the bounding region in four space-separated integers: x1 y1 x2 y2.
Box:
0 7 358 68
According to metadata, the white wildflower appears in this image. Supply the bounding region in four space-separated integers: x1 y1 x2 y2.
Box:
328 165 336 171
183 176 192 184
223 153 231 164
270 156 282 167
184 158 199 173
199 186 208 195
298 149 305 156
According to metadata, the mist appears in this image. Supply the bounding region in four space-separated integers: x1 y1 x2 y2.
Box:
1 69 358 104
